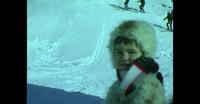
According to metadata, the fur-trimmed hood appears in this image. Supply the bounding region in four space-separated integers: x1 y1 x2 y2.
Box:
108 20 157 67
104 73 166 104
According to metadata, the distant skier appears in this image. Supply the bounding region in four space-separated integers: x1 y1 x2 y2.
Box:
163 10 173 31
124 0 129 9
137 0 145 13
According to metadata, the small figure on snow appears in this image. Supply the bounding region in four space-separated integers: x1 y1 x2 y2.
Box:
124 0 129 9
137 0 145 13
163 10 173 31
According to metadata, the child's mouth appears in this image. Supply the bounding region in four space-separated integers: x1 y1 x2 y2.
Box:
120 64 131 69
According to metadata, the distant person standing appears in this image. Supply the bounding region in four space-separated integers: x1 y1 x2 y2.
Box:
163 10 173 31
137 0 145 13
124 0 129 9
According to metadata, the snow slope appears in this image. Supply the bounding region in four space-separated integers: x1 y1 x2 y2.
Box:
28 0 173 103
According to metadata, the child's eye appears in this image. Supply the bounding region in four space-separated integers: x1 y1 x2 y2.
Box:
116 51 123 55
128 50 136 54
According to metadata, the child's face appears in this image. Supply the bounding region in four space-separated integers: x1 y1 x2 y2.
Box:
114 41 142 70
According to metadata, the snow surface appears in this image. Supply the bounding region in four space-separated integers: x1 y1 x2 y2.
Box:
27 84 103 104
28 0 173 103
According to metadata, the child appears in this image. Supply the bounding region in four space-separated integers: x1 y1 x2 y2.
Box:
104 20 166 104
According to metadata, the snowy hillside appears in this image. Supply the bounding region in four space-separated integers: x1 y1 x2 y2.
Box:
28 0 173 103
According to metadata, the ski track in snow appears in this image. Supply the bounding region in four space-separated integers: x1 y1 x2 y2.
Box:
88 21 106 64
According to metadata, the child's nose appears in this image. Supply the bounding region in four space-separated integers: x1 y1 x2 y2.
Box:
122 52 130 63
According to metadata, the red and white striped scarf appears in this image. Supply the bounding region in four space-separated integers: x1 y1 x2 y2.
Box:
119 63 146 96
